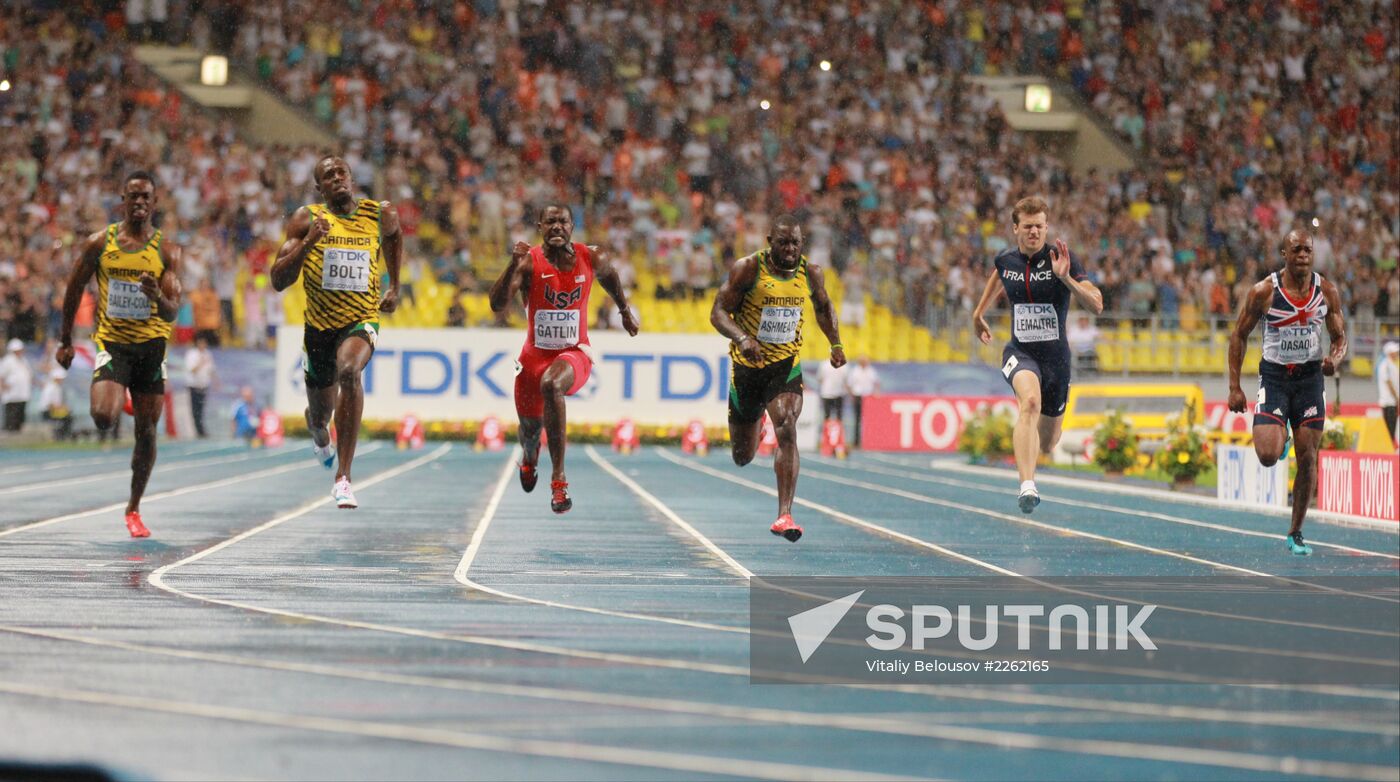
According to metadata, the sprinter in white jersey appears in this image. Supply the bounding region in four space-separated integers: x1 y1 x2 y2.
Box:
1227 230 1347 556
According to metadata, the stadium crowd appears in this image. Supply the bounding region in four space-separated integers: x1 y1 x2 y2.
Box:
1 0 1395 350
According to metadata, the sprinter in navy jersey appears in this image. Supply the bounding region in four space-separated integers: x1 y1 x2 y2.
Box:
973 197 1103 513
1227 229 1347 556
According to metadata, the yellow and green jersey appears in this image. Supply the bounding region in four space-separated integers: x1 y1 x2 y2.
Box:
300 198 384 331
729 250 812 369
95 223 171 344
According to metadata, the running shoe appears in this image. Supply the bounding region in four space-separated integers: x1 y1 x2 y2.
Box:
306 409 335 469
550 480 572 514
519 461 538 493
333 477 358 509
124 511 150 538
1285 532 1312 556
770 514 803 542
1018 488 1041 514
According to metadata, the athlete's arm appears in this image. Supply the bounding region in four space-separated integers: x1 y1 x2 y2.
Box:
807 262 845 368
711 253 762 364
1319 277 1347 377
489 242 532 314
1051 241 1103 314
55 230 105 369
1227 279 1272 412
270 206 329 292
145 240 183 321
971 268 1005 345
378 202 402 314
590 245 639 336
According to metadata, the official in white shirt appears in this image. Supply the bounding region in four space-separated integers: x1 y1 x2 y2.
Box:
846 356 881 447
1380 341 1399 447
185 335 216 438
817 359 848 423
0 338 34 432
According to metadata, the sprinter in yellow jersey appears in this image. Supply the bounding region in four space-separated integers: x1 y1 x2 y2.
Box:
56 172 183 538
272 155 402 509
711 214 844 542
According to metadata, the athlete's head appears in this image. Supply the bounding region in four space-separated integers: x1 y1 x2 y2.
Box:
768 214 804 272
122 171 157 224
1280 229 1314 277
1012 196 1050 256
537 203 573 249
313 156 355 205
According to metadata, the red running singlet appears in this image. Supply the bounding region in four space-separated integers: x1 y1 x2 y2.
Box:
514 243 595 419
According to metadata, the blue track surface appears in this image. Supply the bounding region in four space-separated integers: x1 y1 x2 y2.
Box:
0 440 1395 781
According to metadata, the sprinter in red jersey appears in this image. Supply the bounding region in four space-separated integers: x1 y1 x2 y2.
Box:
489 203 639 513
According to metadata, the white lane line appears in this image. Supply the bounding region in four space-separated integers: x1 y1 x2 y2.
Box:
658 447 1400 649
151 443 447 585
851 457 1400 560
801 464 1400 607
653 447 1022 576
453 454 747 633
0 449 285 497
137 446 1400 773
0 680 922 782
916 457 1400 533
4 622 1392 739
0 462 312 539
587 445 754 579
0 454 131 476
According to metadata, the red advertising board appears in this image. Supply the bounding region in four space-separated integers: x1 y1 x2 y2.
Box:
861 395 1019 452
1317 451 1400 522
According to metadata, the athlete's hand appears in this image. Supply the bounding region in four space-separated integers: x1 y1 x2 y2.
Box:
55 343 74 370
974 315 993 345
1050 238 1072 281
619 307 640 336
378 286 400 314
738 335 763 364
306 212 331 245
830 345 847 368
1227 386 1248 414
1322 356 1336 376
138 272 160 300
511 241 531 264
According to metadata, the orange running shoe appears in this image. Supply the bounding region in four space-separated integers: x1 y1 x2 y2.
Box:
125 512 150 538
770 514 803 542
550 480 572 514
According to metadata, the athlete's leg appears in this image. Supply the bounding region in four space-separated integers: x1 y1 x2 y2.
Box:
1289 426 1322 537
332 336 374 482
729 416 762 466
1252 424 1288 467
765 391 803 518
540 358 576 483
306 384 336 448
518 418 543 465
90 380 125 435
1011 370 1043 483
127 391 164 515
1037 414 1063 456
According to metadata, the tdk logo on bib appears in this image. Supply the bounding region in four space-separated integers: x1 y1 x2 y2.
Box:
543 284 582 309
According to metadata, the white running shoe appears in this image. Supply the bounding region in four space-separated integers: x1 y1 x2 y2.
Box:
312 442 335 470
333 477 357 509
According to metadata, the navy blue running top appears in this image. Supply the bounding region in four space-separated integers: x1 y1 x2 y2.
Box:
993 244 1087 357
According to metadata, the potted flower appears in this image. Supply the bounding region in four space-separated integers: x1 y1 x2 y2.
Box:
1157 402 1213 489
1319 420 1352 451
1092 409 1137 477
957 406 1016 464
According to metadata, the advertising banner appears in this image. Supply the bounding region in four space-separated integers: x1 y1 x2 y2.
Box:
1214 443 1289 508
1317 450 1399 523
859 395 1018 452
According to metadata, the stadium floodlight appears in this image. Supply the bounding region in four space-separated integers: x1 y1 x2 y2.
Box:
200 55 228 87
820 60 832 72
1024 84 1052 113
760 99 771 111
0 80 9 92
1312 217 1320 227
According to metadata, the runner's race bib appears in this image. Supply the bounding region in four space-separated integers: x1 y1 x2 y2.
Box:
757 306 801 344
1013 303 1059 343
1276 325 1319 363
321 248 372 293
534 309 581 349
107 280 151 320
